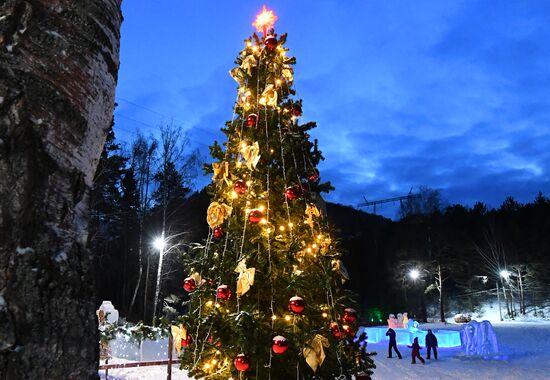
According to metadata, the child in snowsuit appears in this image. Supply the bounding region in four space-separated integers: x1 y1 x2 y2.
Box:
426 329 438 360
385 328 402 359
408 337 425 364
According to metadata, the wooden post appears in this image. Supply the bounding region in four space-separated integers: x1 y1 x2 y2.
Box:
167 335 173 380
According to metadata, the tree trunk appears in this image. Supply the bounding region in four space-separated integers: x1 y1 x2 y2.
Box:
0 1 122 378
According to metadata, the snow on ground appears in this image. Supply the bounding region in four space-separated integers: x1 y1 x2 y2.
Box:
371 322 550 380
99 322 550 379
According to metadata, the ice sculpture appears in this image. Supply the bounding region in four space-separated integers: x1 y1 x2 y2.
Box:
460 320 498 356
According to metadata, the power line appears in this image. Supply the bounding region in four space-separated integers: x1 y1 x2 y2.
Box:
116 96 220 138
114 113 213 148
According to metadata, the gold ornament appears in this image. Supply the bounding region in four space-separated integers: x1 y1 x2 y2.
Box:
282 66 294 82
305 204 321 227
234 259 255 296
332 259 350 284
240 141 261 170
207 202 232 229
230 67 246 84
171 325 188 354
259 84 278 107
212 161 231 185
240 55 257 75
303 334 329 372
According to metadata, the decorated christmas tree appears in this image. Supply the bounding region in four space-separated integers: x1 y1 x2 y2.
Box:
175 7 375 379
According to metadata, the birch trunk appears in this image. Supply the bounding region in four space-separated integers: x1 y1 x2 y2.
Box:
0 1 122 378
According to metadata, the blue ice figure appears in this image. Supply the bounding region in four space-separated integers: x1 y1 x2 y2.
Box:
460 320 498 356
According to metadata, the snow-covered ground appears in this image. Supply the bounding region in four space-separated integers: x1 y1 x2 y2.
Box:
99 322 550 379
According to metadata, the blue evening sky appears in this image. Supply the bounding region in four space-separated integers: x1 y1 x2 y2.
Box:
114 1 550 218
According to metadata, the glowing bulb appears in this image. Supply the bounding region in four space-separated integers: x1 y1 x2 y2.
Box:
236 161 242 168
216 350 221 355
252 45 259 52
288 222 294 228
246 42 252 47
258 205 266 212
312 244 317 249
409 269 420 280
307 248 312 253
204 363 211 370
322 312 328 318
212 359 218 365
279 226 285 231
276 79 282 86
206 300 213 307
231 191 238 199
240 141 247 149
271 315 277 320
270 148 274 153
260 218 267 224
215 303 220 308
284 315 291 321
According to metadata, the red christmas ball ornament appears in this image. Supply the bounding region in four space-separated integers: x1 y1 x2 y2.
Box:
213 226 224 239
330 322 343 339
308 169 320 182
233 179 248 195
248 209 264 224
272 335 289 355
246 113 258 127
343 308 358 324
288 296 305 314
181 334 193 347
183 277 197 293
265 35 278 50
291 104 303 117
234 354 251 372
284 185 302 201
216 285 231 300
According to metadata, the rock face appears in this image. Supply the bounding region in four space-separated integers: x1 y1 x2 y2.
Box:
0 1 122 378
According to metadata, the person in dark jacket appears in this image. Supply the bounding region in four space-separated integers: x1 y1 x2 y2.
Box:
386 328 402 359
425 329 438 360
407 337 425 364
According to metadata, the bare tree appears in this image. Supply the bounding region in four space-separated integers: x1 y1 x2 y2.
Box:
0 1 122 378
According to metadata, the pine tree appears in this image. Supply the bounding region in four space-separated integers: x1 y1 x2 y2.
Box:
177 7 374 379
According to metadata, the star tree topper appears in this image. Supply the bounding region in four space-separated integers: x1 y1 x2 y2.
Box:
253 5 278 36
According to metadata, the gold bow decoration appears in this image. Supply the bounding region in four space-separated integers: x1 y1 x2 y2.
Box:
229 67 246 84
171 325 188 355
212 161 231 185
304 204 321 228
259 84 278 107
240 54 257 75
332 259 350 284
207 201 233 229
303 334 330 372
282 65 294 82
234 259 256 296
240 141 261 170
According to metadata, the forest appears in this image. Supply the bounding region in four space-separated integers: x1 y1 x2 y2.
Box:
92 125 550 325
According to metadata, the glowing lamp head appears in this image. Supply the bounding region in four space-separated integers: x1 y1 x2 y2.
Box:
153 237 166 251
253 5 278 35
500 269 511 279
409 269 420 280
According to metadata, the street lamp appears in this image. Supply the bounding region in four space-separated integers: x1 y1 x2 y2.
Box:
409 268 420 281
152 234 166 324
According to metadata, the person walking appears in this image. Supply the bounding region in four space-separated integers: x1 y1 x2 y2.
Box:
426 329 438 360
408 337 425 364
386 328 402 359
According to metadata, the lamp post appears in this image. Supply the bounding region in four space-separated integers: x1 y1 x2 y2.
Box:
152 235 166 324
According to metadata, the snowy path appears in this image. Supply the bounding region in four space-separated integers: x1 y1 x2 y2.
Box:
99 322 550 379
371 322 550 380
